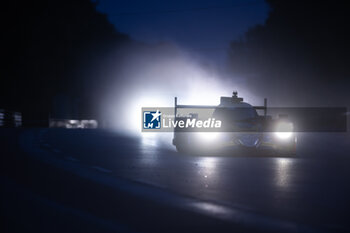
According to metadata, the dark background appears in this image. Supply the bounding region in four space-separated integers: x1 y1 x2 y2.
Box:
1 0 349 126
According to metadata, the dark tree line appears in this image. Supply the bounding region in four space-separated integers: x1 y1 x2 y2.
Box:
1 0 130 126
229 0 349 105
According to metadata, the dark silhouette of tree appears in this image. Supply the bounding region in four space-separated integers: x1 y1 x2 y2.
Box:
229 0 349 105
1 0 130 126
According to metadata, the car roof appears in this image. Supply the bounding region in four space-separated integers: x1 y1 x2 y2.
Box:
217 101 254 109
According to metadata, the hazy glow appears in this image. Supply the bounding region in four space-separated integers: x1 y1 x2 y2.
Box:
101 45 257 146
140 133 160 147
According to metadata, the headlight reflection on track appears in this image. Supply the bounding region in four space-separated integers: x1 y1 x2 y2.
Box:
275 158 292 188
196 132 220 141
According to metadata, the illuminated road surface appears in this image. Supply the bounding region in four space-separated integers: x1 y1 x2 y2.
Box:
1 129 350 232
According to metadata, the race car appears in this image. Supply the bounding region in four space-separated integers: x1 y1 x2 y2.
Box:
172 92 297 155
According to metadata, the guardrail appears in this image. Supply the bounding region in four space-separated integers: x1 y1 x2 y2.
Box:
49 118 98 128
0 109 22 127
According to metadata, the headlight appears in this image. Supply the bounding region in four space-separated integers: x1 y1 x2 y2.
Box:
275 122 293 140
275 132 293 139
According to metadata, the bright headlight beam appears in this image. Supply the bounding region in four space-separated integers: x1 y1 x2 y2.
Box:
275 132 293 139
275 122 294 139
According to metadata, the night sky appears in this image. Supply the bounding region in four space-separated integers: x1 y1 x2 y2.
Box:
96 0 269 62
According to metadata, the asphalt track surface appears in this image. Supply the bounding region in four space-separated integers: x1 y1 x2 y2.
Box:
1 129 350 233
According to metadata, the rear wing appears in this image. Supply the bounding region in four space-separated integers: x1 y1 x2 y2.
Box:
255 98 268 116
174 96 267 117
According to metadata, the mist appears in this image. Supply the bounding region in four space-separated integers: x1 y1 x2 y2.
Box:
99 43 262 136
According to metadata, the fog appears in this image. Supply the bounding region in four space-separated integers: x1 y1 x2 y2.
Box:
99 43 262 135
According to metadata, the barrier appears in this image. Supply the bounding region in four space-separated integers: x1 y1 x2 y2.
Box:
0 109 22 127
